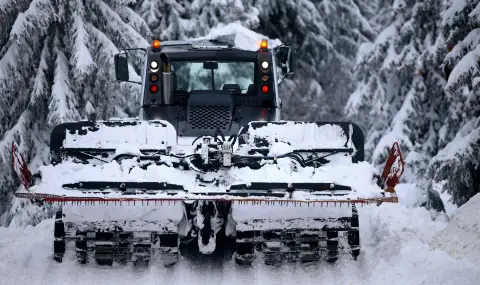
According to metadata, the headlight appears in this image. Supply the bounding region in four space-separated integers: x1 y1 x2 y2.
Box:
261 61 269 70
150 60 158 69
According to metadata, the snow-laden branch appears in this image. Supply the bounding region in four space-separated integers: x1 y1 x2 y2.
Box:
88 23 141 83
9 0 53 42
95 0 149 49
442 0 468 27
430 118 480 166
445 44 480 92
70 0 96 78
47 33 81 126
116 5 151 39
371 77 422 164
31 37 51 104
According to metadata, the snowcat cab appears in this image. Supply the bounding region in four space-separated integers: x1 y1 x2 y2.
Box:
11 35 404 267
114 38 290 143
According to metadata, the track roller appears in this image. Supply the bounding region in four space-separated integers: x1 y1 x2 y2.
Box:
348 205 360 260
234 241 255 265
326 230 339 263
53 209 65 263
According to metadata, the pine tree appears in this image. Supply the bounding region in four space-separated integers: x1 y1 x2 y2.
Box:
427 0 480 206
345 0 447 173
0 0 148 226
249 0 375 121
345 0 479 209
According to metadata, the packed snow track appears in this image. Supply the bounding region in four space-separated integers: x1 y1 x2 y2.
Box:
1 185 478 285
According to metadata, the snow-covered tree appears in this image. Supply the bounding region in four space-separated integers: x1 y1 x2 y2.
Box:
427 0 480 206
134 0 260 41
0 0 148 226
257 0 376 121
346 0 479 208
345 0 447 174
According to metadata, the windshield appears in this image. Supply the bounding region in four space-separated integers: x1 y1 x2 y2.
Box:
171 60 255 94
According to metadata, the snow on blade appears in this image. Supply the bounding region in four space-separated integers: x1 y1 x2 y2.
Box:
245 121 352 150
227 161 382 197
113 143 142 157
26 156 383 201
63 120 177 149
23 119 383 202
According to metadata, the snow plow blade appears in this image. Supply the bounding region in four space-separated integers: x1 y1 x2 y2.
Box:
13 120 402 266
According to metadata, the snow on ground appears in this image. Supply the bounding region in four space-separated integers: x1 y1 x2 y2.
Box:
0 184 479 285
394 182 423 207
431 193 480 262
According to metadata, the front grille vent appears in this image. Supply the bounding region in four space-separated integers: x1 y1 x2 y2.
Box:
187 105 231 130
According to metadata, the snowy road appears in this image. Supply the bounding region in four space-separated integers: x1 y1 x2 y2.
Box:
1 186 479 285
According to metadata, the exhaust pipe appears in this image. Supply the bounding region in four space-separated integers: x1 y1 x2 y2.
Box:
160 53 172 105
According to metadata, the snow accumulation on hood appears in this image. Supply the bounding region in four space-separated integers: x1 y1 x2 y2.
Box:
1 184 479 285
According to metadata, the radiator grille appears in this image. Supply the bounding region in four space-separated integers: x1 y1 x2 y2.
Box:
188 105 231 130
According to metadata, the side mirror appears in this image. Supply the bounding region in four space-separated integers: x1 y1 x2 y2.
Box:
276 46 294 85
114 53 129 81
278 46 294 75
